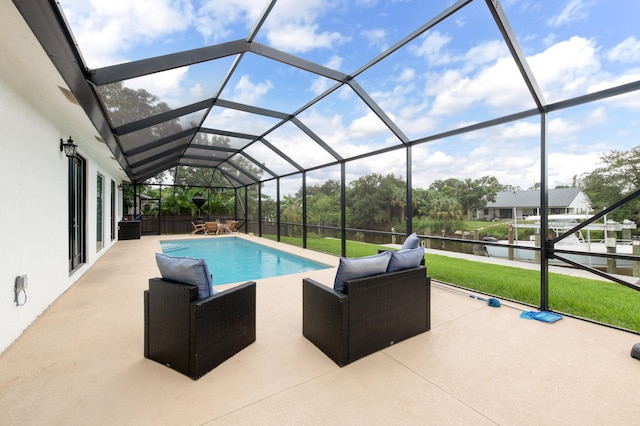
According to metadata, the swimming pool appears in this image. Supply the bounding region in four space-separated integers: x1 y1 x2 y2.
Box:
160 237 331 285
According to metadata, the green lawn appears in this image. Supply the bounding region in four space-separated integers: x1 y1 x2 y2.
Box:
263 234 640 333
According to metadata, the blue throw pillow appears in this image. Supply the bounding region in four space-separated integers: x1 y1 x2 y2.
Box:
155 253 216 299
400 232 419 250
387 247 424 272
333 251 392 293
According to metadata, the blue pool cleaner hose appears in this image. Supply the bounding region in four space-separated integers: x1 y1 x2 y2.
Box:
430 280 502 308
468 294 502 308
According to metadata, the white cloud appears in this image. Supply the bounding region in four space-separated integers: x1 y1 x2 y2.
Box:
414 34 606 126
357 0 379 6
497 121 540 140
548 117 582 140
194 0 262 41
584 107 607 125
300 109 347 145
548 151 601 186
395 115 436 138
299 107 398 160
529 36 601 100
426 70 472 116
361 28 388 50
233 75 273 104
425 41 529 116
398 68 415 83
261 0 351 53
466 56 531 110
126 67 189 100
189 83 204 99
62 0 194 67
266 24 348 53
264 126 337 169
310 78 333 96
425 35 604 119
410 31 456 66
464 40 508 68
431 117 603 189
348 111 392 138
345 149 406 185
66 0 345 66
608 37 640 63
412 131 539 189
422 149 455 169
547 0 592 28
411 148 458 187
203 108 276 135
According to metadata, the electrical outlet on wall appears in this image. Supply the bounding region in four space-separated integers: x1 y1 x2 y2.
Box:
14 275 28 306
15 275 28 291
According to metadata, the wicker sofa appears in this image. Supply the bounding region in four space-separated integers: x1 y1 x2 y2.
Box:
303 265 430 366
144 278 256 380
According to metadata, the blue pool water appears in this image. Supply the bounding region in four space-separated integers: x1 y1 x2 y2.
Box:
160 237 331 285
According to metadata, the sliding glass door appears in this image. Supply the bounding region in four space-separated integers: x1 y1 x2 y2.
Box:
96 173 104 251
69 155 85 271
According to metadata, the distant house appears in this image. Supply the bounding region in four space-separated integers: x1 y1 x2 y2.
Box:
477 188 591 220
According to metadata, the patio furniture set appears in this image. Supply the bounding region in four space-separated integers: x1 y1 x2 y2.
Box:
191 220 239 235
144 233 430 379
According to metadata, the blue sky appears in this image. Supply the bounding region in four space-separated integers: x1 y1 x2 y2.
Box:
59 0 640 193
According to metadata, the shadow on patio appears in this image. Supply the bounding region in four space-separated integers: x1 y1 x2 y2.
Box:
1 234 639 425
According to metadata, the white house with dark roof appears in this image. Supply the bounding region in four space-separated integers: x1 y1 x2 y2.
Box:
478 188 591 220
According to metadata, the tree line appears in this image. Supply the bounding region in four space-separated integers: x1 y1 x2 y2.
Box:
267 144 640 232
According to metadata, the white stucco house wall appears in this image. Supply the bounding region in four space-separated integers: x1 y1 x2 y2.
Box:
0 2 129 353
477 188 591 220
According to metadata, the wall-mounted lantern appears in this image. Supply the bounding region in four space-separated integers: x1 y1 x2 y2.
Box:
59 136 77 158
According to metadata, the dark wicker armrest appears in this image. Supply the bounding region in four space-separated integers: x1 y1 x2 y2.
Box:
193 280 256 307
189 281 256 378
302 278 349 366
144 278 200 374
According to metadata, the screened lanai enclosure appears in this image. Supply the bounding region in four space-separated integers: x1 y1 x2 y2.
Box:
17 1 640 320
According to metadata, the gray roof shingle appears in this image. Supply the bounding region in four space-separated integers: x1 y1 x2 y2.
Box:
486 188 582 208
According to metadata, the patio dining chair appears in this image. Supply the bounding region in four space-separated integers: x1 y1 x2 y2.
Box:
191 221 206 234
227 221 239 232
204 221 220 235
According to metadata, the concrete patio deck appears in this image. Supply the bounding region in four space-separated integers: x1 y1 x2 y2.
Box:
1 234 639 425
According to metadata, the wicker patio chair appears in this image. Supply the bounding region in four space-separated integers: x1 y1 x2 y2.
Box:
303 266 430 366
144 278 256 380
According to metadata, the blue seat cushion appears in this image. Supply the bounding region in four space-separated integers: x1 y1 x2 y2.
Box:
155 253 216 299
400 232 419 250
334 251 392 293
387 247 425 272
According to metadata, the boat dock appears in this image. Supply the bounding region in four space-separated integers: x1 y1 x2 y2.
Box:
422 246 640 285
